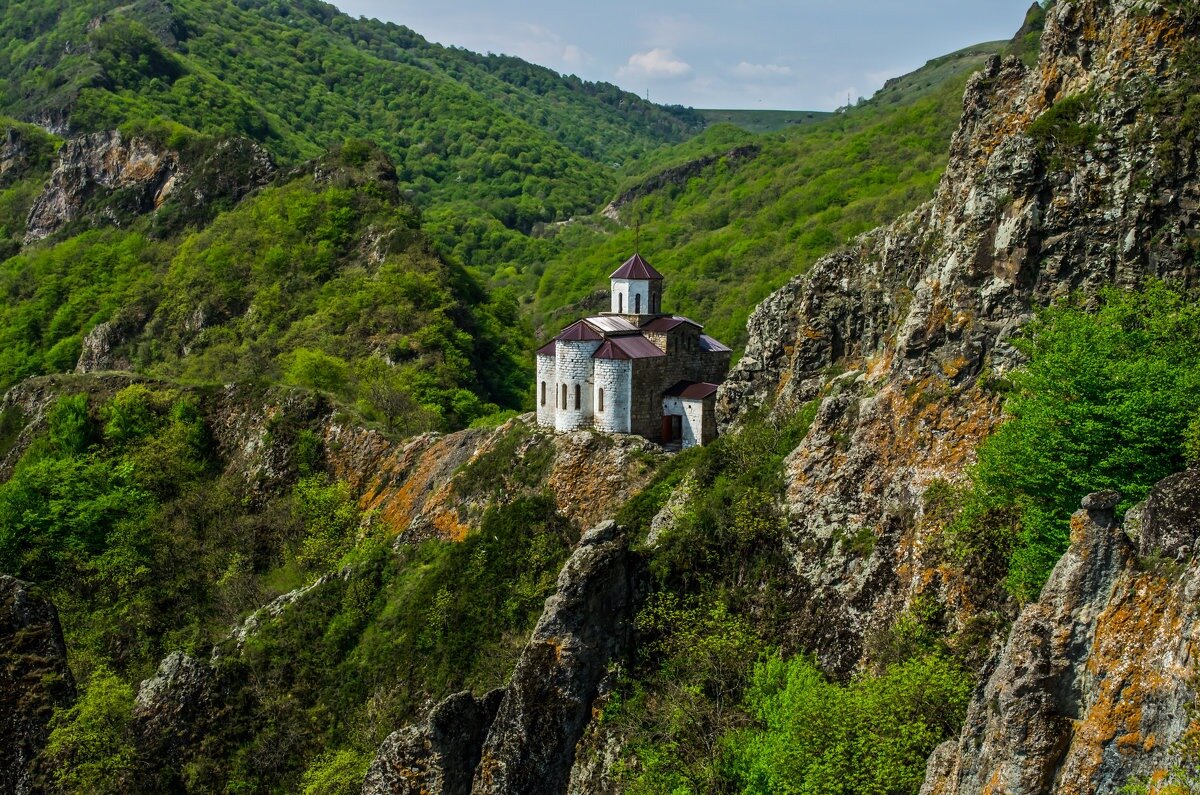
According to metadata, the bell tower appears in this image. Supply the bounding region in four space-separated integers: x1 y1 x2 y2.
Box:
609 252 664 317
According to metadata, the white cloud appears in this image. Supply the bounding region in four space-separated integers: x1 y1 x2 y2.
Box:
731 61 793 80
618 48 693 79
511 23 593 70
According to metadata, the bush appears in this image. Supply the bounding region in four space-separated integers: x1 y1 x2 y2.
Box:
954 283 1200 599
42 667 137 795
725 653 972 795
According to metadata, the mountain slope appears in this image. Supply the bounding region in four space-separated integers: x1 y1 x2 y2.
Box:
0 0 700 231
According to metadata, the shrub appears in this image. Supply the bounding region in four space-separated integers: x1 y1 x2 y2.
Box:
724 653 972 795
42 667 137 795
954 283 1200 599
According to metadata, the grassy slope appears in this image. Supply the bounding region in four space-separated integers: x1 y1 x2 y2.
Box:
532 79 969 348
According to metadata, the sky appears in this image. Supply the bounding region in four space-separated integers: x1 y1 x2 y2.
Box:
330 1 1037 110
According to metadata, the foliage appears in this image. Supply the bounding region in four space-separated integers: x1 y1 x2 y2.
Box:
42 667 137 795
607 406 817 790
532 78 971 348
0 0 701 238
298 749 371 795
951 283 1200 600
292 476 362 573
724 653 972 795
187 495 572 791
0 168 530 430
1027 92 1100 170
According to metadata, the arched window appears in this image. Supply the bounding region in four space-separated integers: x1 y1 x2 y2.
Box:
598 388 605 412
635 293 642 314
561 383 567 409
540 381 546 406
574 384 581 410
618 293 623 313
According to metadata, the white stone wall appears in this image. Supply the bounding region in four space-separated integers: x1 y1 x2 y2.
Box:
536 353 556 427
611 278 656 315
555 339 602 431
593 359 632 433
662 396 706 448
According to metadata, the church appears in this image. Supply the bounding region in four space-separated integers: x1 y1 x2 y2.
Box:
535 253 731 448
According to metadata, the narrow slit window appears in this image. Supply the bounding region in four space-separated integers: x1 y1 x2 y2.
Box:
635 294 641 314
540 381 546 406
598 388 605 412
618 293 623 313
561 383 567 409
574 384 581 410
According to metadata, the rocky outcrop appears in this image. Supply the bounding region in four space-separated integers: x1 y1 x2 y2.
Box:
0 576 75 795
714 0 1200 676
360 520 639 795
471 520 638 794
1128 468 1200 562
924 473 1200 794
23 130 273 243
363 690 504 795
132 651 222 768
601 144 760 221
24 130 181 242
326 417 664 543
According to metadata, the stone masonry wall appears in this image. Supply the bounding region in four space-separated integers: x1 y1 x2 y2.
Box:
593 359 631 433
555 340 602 431
629 357 671 439
536 354 556 427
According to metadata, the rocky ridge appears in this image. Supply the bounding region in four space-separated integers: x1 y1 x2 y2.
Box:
22 129 274 243
362 519 639 795
924 470 1200 794
716 0 1200 679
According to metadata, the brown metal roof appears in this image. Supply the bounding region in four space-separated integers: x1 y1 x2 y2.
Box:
641 315 703 333
699 334 732 353
556 320 604 341
535 340 557 357
609 253 664 281
592 334 667 360
663 380 720 400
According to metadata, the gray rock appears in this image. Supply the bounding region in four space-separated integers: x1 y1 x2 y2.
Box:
362 690 503 795
1135 468 1200 561
470 523 637 794
0 576 75 795
925 474 1200 794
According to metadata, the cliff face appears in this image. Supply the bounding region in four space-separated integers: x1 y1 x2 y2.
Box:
924 470 1200 794
23 129 274 243
718 0 1200 676
363 520 638 795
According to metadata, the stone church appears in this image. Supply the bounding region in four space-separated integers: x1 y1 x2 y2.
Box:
535 253 731 447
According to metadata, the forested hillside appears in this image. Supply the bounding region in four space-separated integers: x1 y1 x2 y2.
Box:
0 0 700 234
18 1 1198 794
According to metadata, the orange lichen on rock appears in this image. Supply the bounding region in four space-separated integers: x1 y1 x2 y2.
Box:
1054 570 1196 794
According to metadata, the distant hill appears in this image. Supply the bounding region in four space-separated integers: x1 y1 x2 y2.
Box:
695 109 834 134
527 19 1043 348
864 40 1009 110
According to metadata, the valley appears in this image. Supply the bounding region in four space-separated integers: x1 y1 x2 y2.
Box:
2 0 1200 793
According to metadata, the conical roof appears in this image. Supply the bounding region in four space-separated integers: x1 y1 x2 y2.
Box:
610 253 663 281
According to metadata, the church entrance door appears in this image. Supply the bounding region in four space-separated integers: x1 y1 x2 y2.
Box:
661 415 682 444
